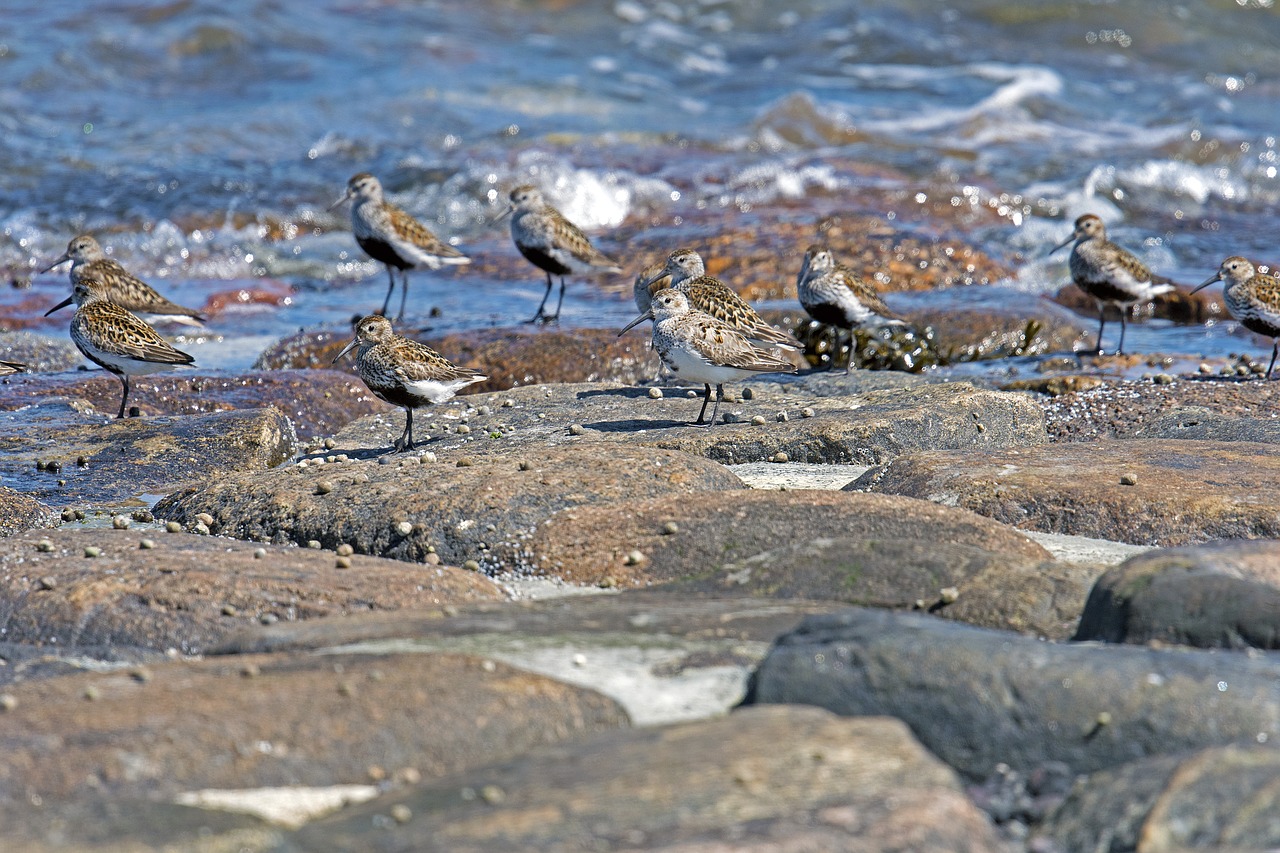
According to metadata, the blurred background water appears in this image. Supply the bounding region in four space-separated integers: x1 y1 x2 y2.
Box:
2 0 1279 369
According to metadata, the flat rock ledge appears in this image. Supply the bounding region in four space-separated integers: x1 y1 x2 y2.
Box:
850 438 1280 546
0 485 55 537
744 607 1280 782
525 489 1096 639
1073 539 1280 649
329 377 1047 466
154 444 743 571
0 529 503 658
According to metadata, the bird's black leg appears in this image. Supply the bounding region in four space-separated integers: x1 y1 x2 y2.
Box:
526 272 554 324
547 276 566 325
693 383 713 425
396 269 410 322
706 383 726 426
117 375 130 419
1116 310 1128 356
393 408 414 453
1267 340 1278 380
380 265 397 317
1094 304 1107 356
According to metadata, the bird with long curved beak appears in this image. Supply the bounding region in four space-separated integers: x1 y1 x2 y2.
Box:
502 185 622 325
1192 256 1280 379
329 173 470 321
41 235 205 327
636 248 800 351
1050 214 1174 356
333 314 487 453
619 290 796 427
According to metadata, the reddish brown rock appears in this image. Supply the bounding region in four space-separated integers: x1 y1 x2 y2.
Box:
0 528 503 655
0 368 385 439
290 706 1004 852
851 439 1280 546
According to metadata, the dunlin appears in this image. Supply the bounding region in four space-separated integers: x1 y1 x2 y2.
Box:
1193 256 1280 378
334 314 487 453
633 259 669 315
42 235 205 327
797 244 904 372
635 248 800 351
330 173 470 321
1051 214 1174 355
501 185 622 324
620 290 797 426
63 268 195 418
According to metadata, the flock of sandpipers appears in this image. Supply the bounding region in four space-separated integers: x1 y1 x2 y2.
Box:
21 171 1280 452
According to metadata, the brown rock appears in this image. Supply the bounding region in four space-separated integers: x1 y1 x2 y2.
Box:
0 369 384 440
0 529 503 655
1074 539 1280 649
0 404 297 507
1039 745 1280 852
290 706 1005 852
527 489 1048 585
0 650 626 806
0 485 55 537
851 439 1280 546
154 445 743 569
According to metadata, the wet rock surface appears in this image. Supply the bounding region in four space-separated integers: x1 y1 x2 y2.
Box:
0 528 503 661
0 329 82 372
154 444 743 570
0 403 297 508
1074 539 1280 649
0 485 55 537
329 377 1047 466
0 368 385 440
744 607 1280 781
284 706 1005 853
851 438 1280 546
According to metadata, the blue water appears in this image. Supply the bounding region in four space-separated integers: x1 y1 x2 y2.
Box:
3 0 1280 370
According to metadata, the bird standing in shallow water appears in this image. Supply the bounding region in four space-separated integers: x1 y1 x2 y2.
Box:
330 173 470 321
796 244 905 373
42 235 205 327
635 248 801 351
334 315 487 453
620 290 797 426
500 185 622 325
59 268 195 418
1193 256 1280 379
1051 214 1175 356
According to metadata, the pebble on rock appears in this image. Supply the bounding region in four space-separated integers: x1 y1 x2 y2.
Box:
1119 474 1138 486
750 415 767 426
315 481 333 495
336 556 352 569
647 387 663 399
661 521 679 535
165 521 183 533
253 548 266 559
800 407 815 418
83 547 101 559
36 539 55 553
395 521 414 536
624 550 645 566
0 694 16 712
568 423 586 436
139 539 155 550
462 560 481 572
194 513 214 527
112 516 130 530
336 543 354 556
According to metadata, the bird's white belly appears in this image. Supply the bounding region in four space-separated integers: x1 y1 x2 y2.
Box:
660 342 755 385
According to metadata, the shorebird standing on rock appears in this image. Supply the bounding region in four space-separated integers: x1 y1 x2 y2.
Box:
635 247 801 352
330 173 471 321
1193 256 1280 379
620 290 797 426
58 267 195 418
1051 214 1175 356
334 314 487 453
796 244 905 373
500 185 622 325
42 235 205 327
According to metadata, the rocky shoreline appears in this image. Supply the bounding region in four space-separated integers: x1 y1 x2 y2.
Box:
2 256 1279 851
